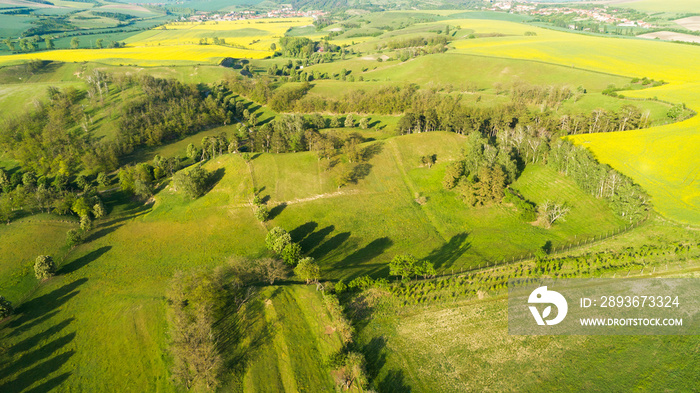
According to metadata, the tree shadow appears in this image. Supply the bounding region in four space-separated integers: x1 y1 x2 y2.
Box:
309 232 351 260
7 278 87 331
378 369 412 393
204 167 226 194
289 221 318 243
0 331 75 382
335 237 393 278
60 246 111 275
268 203 286 220
300 225 334 252
361 336 387 381
0 350 75 393
425 232 471 270
350 163 373 184
362 142 384 161
23 372 71 393
7 318 74 357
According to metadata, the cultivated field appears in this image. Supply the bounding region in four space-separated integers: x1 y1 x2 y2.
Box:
638 31 700 44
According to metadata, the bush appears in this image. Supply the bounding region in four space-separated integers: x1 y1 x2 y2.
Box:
66 228 84 247
172 165 211 199
254 204 269 222
34 255 56 280
0 295 13 319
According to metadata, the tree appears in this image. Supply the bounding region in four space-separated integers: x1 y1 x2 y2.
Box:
96 172 109 187
45 37 54 50
172 166 210 199
359 117 369 129
443 161 465 189
0 295 12 319
389 254 417 280
80 215 93 232
335 352 368 390
72 197 91 218
281 242 302 265
4 38 15 51
253 204 269 222
414 260 436 279
34 255 56 280
186 143 200 161
93 200 107 219
294 257 320 284
344 114 355 128
76 174 90 191
66 228 84 247
539 200 570 228
95 39 103 49
421 154 437 168
265 227 292 254
254 258 288 285
70 37 80 49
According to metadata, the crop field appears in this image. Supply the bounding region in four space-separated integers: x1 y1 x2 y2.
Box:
127 18 314 52
0 44 270 67
0 17 311 65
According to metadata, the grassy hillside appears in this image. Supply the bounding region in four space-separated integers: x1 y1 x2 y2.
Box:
0 130 627 391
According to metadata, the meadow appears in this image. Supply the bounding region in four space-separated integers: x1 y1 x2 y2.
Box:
0 130 628 391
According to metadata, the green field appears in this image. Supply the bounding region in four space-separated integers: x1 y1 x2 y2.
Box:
356 217 700 392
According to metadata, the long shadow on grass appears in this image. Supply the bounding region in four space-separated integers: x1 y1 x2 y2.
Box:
268 203 286 220
6 278 87 332
333 237 393 279
22 372 71 393
0 330 75 383
425 232 471 270
300 225 334 253
60 246 111 275
378 369 411 393
361 336 388 381
289 221 318 243
308 232 351 260
0 350 75 393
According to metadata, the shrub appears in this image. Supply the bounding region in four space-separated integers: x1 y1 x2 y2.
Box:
0 295 13 319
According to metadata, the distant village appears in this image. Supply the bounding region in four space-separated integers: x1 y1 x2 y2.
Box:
182 4 327 22
488 2 656 29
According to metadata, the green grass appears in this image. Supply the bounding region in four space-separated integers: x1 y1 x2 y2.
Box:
0 14 35 38
238 285 344 392
0 215 77 304
355 217 700 392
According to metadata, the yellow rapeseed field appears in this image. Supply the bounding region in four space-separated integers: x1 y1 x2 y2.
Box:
0 18 315 66
0 44 271 66
127 18 314 52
